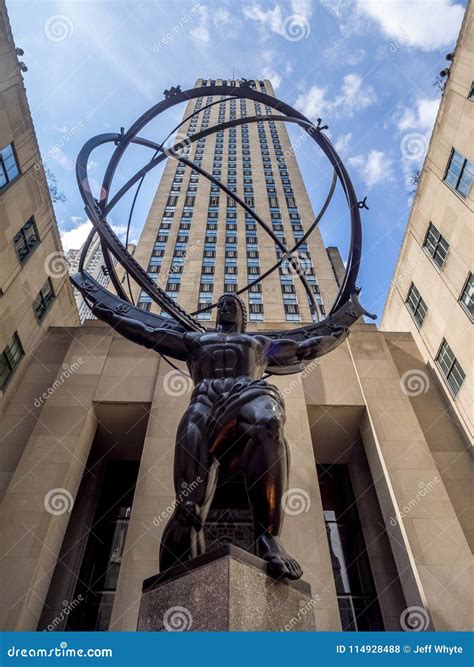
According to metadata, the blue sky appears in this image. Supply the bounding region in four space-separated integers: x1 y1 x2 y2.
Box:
7 0 467 320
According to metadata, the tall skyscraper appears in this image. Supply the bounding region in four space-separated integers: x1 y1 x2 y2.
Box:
66 237 116 322
132 78 341 326
382 6 473 446
0 2 78 418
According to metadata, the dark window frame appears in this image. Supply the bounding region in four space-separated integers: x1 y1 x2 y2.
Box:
436 339 465 397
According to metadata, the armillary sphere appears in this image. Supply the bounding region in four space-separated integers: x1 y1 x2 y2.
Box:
71 81 375 375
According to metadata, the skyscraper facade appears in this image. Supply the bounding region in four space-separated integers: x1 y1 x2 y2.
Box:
66 237 116 323
132 79 341 326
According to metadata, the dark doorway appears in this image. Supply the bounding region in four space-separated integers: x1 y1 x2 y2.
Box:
318 464 384 631
65 461 138 630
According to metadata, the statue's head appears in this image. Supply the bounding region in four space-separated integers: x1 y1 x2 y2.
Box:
216 293 247 333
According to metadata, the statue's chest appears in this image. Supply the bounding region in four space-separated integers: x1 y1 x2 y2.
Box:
205 343 245 374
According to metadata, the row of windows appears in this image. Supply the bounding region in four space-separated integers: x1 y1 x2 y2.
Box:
0 277 55 389
405 281 470 396
420 221 472 320
406 272 472 328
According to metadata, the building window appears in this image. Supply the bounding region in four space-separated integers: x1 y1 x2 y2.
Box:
318 465 384 631
423 222 449 269
468 82 474 100
13 217 39 263
284 303 300 321
444 149 474 198
0 333 24 390
436 339 465 396
459 273 473 320
405 283 427 328
33 279 55 321
249 303 264 320
0 143 20 190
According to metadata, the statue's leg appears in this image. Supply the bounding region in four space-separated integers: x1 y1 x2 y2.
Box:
159 404 217 571
237 395 303 580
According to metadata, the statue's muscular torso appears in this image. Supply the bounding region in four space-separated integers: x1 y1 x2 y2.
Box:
183 332 271 384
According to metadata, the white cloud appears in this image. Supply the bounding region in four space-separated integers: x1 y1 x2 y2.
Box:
320 0 352 19
395 97 440 186
295 84 327 119
320 0 464 50
348 150 394 188
261 67 282 89
190 7 210 47
295 73 377 120
334 132 352 156
212 7 232 25
396 98 440 132
242 0 313 36
61 220 93 252
356 0 465 51
242 2 284 34
290 0 313 20
60 220 127 252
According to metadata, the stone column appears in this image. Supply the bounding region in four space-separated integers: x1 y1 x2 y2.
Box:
0 326 112 629
348 329 473 631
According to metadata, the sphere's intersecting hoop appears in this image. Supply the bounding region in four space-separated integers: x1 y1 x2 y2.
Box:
71 83 375 367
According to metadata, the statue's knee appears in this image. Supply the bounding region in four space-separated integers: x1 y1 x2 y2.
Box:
175 500 203 530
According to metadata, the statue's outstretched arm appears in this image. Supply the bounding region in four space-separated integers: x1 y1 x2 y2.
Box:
296 326 348 361
93 304 188 360
263 327 348 367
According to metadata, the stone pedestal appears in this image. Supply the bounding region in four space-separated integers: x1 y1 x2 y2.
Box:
137 545 316 631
